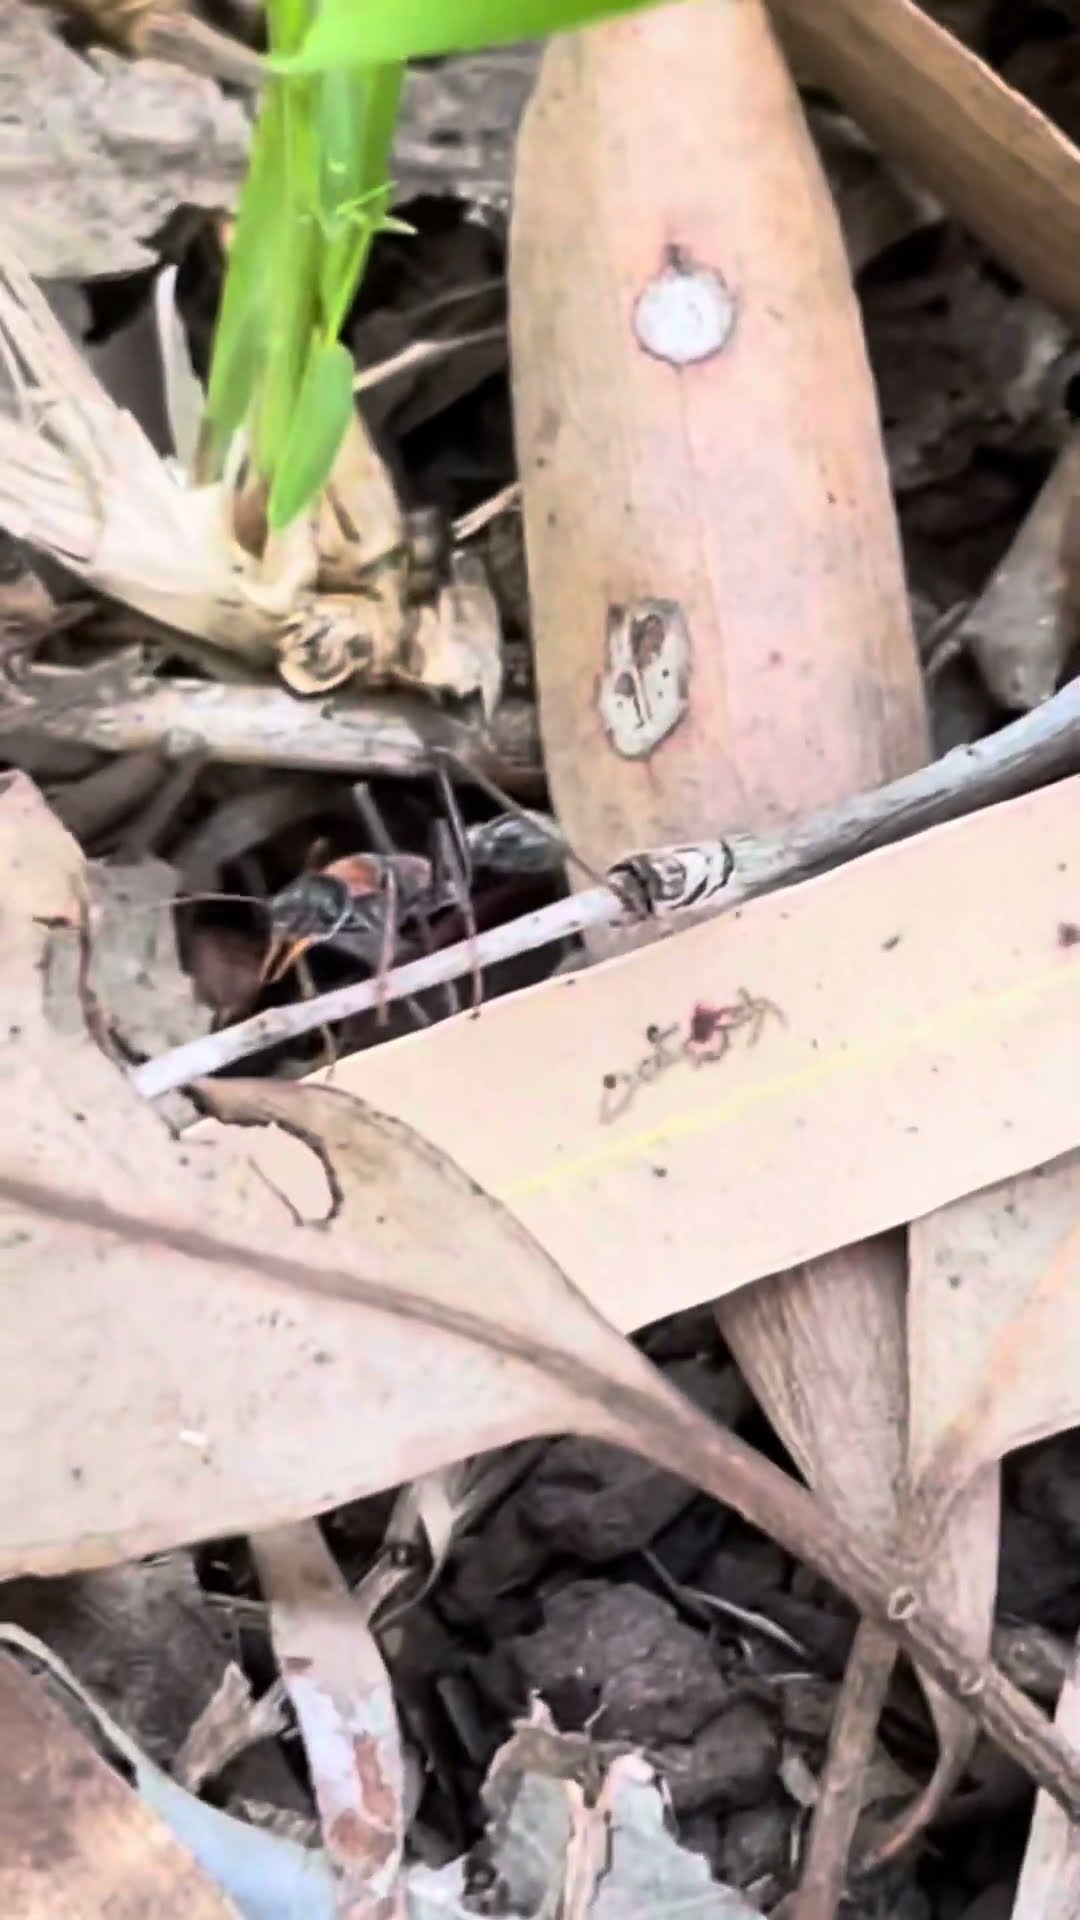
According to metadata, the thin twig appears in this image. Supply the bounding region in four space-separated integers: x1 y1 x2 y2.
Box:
27 669 542 793
132 676 1080 1099
791 1620 897 1920
130 888 610 1097
353 327 506 396
453 482 522 542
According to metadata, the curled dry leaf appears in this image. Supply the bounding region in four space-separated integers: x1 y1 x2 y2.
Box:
253 1522 406 1920
768 0 1080 329
950 436 1080 712
0 776 663 1573
906 1153 1080 1535
173 1663 289 1796
4 778 1080 1801
864 1153 1080 1871
424 1705 763 1920
406 550 504 720
1012 1632 1080 1920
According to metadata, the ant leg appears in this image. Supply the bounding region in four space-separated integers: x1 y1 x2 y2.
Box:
737 988 784 1047
297 952 339 1076
431 756 482 1015
373 863 398 1027
351 782 435 1029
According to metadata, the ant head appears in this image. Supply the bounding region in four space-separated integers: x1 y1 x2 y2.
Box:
270 873 353 941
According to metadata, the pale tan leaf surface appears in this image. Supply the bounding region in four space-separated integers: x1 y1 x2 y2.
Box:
864 1157 1080 1862
0 0 248 281
5 778 1080 1818
0 1651 241 1919
0 773 664 1575
506 11 999 1902
719 1240 908 1542
768 0 1080 329
1013 1632 1080 1920
907 1154 1080 1526
510 3 922 864
951 435 1080 713
253 1521 406 1920
234 776 1080 1332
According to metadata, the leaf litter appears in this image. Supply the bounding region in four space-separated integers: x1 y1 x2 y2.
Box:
6 3 1080 1917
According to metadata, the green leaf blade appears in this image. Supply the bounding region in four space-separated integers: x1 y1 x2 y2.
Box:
274 0 658 71
267 338 356 529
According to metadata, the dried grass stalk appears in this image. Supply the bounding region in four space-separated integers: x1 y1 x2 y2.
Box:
0 248 459 700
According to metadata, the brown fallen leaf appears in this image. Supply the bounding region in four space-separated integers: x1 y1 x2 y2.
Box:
3 773 1080 1806
905 1157 1080 1533
768 0 1080 329
508 11 994 1904
254 1521 406 1920
858 1157 1080 1871
946 436 1080 712
510 0 921 863
0 1650 241 1919
1012 1631 1080 1920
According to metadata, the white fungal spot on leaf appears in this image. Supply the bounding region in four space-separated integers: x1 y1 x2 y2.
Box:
633 257 736 366
598 599 691 758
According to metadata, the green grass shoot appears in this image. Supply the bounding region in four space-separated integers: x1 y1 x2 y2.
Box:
205 0 659 532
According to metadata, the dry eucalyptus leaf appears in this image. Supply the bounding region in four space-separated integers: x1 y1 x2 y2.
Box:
0 0 248 281
869 1153 1080 1865
0 1624 336 1920
956 436 1080 712
769 0 1080 329
908 1151 1080 1529
1013 1631 1080 1920
253 1522 406 1918
5 778 1080 1803
239 776 1080 1335
0 772 670 1573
